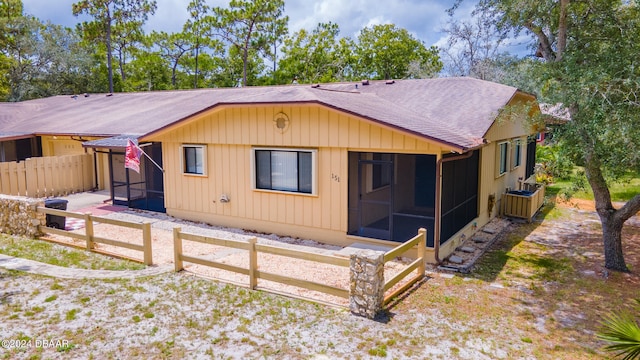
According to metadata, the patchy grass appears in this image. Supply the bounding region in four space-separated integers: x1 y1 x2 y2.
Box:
0 234 145 270
547 169 640 202
0 198 638 359
471 226 573 284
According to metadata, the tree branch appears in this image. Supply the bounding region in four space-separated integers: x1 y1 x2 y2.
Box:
615 194 640 224
524 21 556 62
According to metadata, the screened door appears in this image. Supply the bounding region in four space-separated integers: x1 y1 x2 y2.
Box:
356 157 394 240
110 152 128 206
108 143 165 212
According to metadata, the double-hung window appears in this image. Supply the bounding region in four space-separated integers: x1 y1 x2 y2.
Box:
182 144 206 175
254 148 316 194
498 142 509 176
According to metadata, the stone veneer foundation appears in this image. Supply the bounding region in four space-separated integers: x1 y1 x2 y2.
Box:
0 195 45 238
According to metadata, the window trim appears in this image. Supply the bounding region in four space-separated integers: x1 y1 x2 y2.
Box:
251 147 318 196
497 141 509 177
181 144 207 176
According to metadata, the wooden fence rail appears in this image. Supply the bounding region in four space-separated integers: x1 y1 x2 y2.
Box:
173 227 350 300
37 206 152 265
383 228 427 305
0 154 94 198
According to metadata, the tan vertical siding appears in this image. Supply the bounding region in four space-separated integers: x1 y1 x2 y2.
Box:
149 104 448 244
477 95 535 227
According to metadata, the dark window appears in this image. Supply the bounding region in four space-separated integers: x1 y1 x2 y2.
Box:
183 145 205 175
499 142 508 175
513 140 522 168
255 149 314 194
526 136 537 179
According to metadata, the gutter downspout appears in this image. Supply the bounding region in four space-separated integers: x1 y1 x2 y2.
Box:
434 150 474 264
93 151 99 191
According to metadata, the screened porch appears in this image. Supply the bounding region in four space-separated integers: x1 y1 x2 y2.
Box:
347 150 480 248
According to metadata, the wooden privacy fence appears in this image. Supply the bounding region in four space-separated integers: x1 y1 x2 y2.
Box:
383 228 426 305
37 206 153 265
0 154 94 198
173 228 351 300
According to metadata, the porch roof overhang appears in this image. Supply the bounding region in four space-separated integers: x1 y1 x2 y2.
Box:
0 132 34 142
82 135 139 149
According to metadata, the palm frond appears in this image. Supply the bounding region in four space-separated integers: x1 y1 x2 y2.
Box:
598 312 640 360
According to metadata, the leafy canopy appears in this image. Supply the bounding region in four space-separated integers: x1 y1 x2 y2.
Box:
355 24 442 80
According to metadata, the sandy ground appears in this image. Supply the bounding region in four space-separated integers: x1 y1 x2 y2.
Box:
43 209 413 307
2 196 639 358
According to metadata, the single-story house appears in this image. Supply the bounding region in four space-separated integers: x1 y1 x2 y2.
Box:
0 78 540 262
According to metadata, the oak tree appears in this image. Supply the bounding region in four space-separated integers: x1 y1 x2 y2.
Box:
278 22 347 84
355 24 442 80
457 0 640 271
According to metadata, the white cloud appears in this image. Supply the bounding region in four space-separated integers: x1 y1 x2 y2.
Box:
21 0 506 49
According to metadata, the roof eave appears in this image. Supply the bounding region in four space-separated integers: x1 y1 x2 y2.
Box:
0 133 36 142
481 89 537 139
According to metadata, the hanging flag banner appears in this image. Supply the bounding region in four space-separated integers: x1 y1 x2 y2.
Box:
125 139 143 173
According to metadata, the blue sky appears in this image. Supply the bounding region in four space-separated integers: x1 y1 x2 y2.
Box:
22 0 473 47
22 0 531 58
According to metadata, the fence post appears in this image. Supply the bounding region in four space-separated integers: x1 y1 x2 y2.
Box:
142 222 152 266
84 213 94 250
173 227 183 272
248 237 257 290
418 228 426 277
349 250 385 319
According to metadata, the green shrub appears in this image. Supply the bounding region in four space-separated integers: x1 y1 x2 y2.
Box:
536 144 573 180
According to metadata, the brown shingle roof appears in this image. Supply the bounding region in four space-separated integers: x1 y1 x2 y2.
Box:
0 78 524 151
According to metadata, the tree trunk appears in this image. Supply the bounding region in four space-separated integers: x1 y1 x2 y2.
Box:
556 0 569 61
105 12 114 93
119 50 126 83
242 46 248 87
194 40 199 89
171 62 177 88
525 21 556 61
601 215 627 271
583 140 629 272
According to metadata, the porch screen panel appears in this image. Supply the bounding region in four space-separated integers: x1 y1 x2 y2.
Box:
372 153 392 189
440 150 479 244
